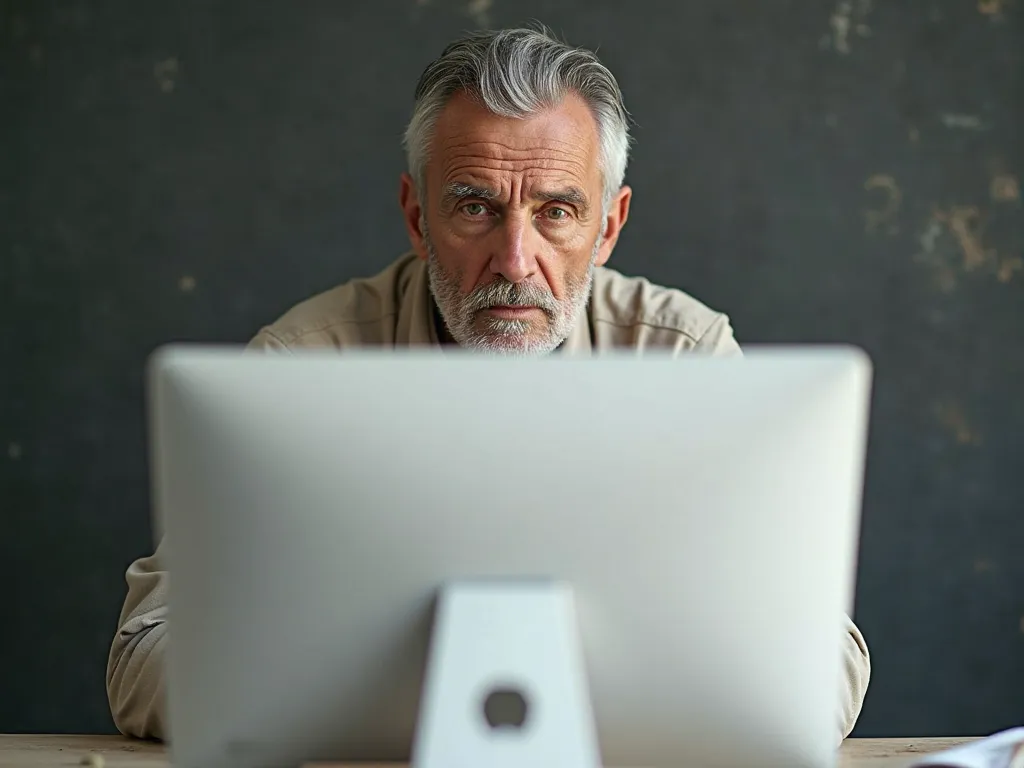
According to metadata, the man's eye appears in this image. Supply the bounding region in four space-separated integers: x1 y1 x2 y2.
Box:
462 203 488 216
545 207 570 220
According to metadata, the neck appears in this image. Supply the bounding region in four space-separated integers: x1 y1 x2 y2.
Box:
431 301 457 346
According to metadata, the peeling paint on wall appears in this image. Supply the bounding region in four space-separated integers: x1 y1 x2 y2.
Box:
990 174 1020 203
941 113 987 130
154 57 178 93
997 257 1022 283
978 0 1008 15
466 0 493 27
935 399 983 446
915 203 1017 290
863 174 902 235
916 215 958 293
937 206 989 271
822 0 872 54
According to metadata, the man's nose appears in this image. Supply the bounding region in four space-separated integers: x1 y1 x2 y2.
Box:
489 216 539 284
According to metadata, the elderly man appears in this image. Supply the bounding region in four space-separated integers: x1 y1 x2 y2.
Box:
107 26 870 744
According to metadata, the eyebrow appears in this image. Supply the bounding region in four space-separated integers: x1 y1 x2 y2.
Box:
441 182 591 215
441 183 497 208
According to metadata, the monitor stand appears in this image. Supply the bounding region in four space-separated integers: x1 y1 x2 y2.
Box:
411 580 601 768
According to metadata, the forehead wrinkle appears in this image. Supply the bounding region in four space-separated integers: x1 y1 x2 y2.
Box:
439 134 590 157
437 136 593 177
433 118 602 206
439 147 591 176
441 157 590 185
440 143 592 176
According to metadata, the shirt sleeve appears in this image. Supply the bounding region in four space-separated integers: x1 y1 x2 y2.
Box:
694 313 743 356
105 543 170 740
838 613 871 743
107 331 287 740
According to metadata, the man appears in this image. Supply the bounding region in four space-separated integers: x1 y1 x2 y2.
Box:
107 26 870 744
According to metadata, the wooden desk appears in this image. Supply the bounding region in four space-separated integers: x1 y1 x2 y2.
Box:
0 734 976 768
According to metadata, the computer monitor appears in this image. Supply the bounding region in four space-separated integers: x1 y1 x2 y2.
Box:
147 345 872 768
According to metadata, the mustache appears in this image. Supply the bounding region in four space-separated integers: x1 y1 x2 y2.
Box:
463 279 559 315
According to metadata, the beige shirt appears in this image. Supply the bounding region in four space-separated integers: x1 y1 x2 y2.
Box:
245 252 742 354
106 253 870 743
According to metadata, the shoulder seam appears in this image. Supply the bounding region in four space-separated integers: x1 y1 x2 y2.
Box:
270 311 400 345
592 311 728 344
696 313 730 344
260 327 291 347
591 316 700 343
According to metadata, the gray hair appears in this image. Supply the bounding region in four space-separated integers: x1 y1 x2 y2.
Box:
403 26 631 212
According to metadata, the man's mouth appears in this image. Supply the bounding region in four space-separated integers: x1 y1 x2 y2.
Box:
483 305 541 319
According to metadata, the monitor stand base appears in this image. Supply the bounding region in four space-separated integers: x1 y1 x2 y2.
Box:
411 580 601 768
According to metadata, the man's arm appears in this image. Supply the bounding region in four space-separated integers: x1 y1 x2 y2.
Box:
106 544 169 740
107 333 289 739
107 262 353 731
838 614 871 743
694 314 743 356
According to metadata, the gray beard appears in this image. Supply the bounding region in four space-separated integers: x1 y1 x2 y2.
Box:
424 228 599 356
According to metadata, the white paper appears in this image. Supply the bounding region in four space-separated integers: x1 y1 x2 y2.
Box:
912 729 1024 768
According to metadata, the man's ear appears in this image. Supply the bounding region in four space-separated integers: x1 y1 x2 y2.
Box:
399 173 429 260
594 185 632 268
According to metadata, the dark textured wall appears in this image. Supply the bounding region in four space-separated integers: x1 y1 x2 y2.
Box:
1 0 1022 737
